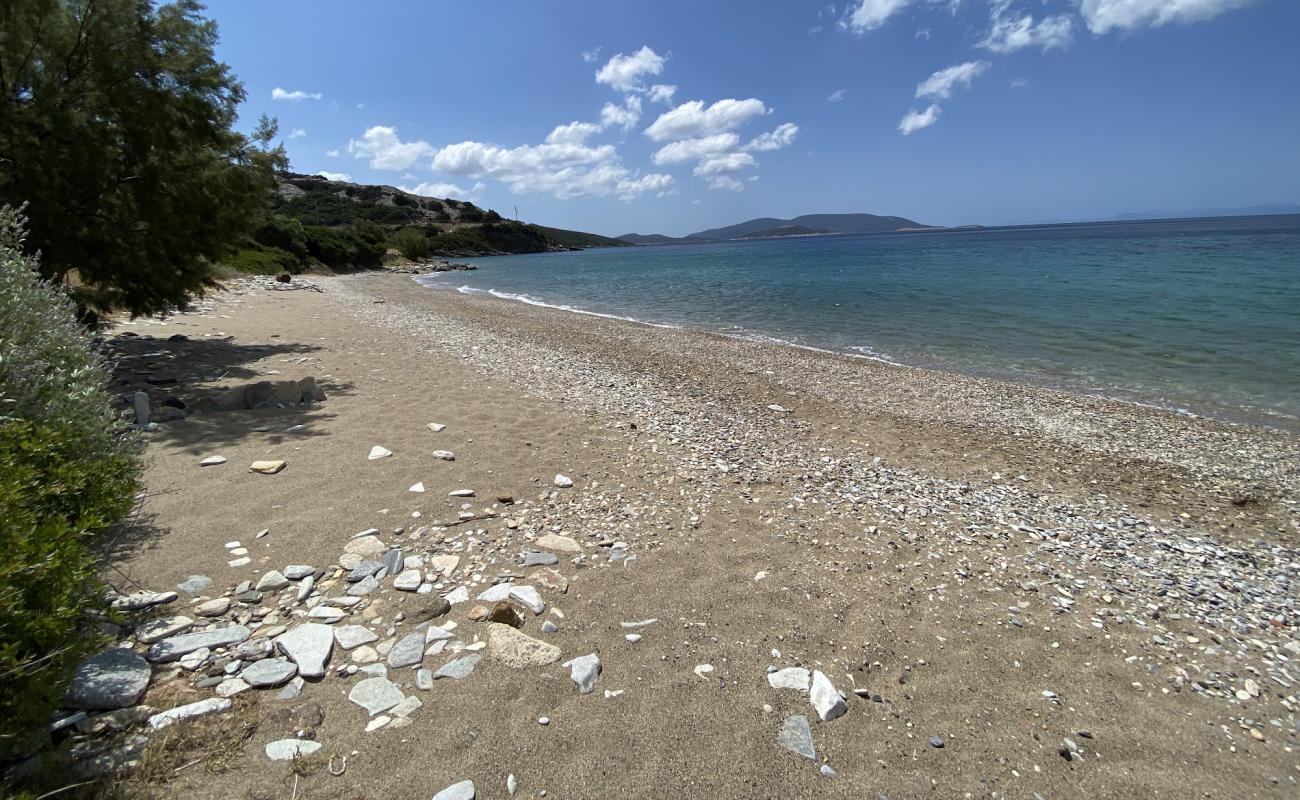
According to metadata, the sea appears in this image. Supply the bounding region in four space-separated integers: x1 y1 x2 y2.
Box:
416 214 1300 430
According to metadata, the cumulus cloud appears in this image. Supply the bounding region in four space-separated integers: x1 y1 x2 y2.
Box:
651 133 741 165
287 128 306 140
648 84 678 104
744 122 799 152
347 126 436 171
1078 0 1254 33
704 175 746 191
399 181 478 200
546 121 604 145
271 87 322 101
316 171 351 182
840 0 914 33
898 104 941 135
432 139 670 200
600 96 643 130
595 46 666 92
978 10 1074 53
325 149 340 157
582 46 602 63
916 61 990 100
828 88 846 102
693 152 756 176
643 98 769 142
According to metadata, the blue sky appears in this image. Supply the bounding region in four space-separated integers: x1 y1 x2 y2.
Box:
207 0 1300 236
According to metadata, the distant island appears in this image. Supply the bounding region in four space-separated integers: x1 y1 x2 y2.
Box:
619 212 941 244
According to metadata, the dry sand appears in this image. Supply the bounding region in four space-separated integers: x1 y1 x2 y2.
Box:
96 271 1298 799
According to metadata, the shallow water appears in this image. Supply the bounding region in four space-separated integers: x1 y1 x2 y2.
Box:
417 215 1300 429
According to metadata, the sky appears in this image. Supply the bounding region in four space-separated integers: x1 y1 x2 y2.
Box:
206 0 1300 236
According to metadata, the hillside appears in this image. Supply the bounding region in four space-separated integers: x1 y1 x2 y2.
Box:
618 212 925 244
735 225 831 239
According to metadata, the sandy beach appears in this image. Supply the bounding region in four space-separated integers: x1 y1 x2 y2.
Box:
98 271 1298 799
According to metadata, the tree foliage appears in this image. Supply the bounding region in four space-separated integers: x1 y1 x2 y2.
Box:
0 0 285 316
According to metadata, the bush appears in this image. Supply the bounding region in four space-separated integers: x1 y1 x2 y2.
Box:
222 245 302 275
389 227 433 260
303 225 386 269
0 206 140 759
252 215 310 261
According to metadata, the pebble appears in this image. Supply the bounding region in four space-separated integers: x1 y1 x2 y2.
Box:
241 657 298 687
809 670 848 722
198 455 226 466
431 781 475 800
387 632 426 668
307 606 346 623
148 698 232 730
177 575 212 595
135 616 195 644
767 667 811 692
487 623 562 668
552 474 574 488
930 735 945 748
434 654 482 680
368 445 393 460
283 564 315 580
265 739 322 760
536 534 581 553
349 676 405 716
255 570 289 592
564 653 601 694
776 714 816 760
433 450 456 461
427 422 447 433
249 460 286 474
409 482 426 493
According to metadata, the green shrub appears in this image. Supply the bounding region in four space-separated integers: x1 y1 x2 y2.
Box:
0 206 140 759
303 225 386 269
252 215 310 261
222 245 302 274
389 227 433 260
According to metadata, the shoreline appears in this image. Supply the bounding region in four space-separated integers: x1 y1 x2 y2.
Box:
416 269 1300 434
91 271 1299 799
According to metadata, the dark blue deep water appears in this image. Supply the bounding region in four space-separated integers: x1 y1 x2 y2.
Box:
418 215 1300 428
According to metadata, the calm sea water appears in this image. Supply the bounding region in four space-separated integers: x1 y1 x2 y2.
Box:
417 215 1300 429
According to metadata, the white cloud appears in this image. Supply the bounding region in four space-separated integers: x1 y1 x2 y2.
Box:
898 104 941 135
648 84 678 104
915 27 932 39
316 171 351 182
652 133 741 165
828 88 847 103
347 125 436 170
400 181 477 199
546 121 604 145
705 175 746 191
325 149 340 157
978 11 1073 53
744 122 799 152
808 25 825 34
287 128 306 140
595 46 665 92
1010 77 1031 89
915 61 990 100
432 139 671 200
644 98 769 142
840 0 913 33
1078 0 1254 33
693 152 756 177
582 46 603 63
271 87 322 101
600 96 643 130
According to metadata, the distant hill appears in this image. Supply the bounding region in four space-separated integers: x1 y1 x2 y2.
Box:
735 225 831 240
1110 203 1300 221
618 212 924 245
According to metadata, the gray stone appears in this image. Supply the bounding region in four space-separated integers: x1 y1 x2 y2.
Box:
215 678 249 698
112 590 177 611
382 549 404 575
265 739 322 760
416 668 434 690
147 625 251 662
487 623 561 668
410 599 452 623
255 571 290 592
334 625 379 651
133 391 150 425
476 583 513 603
347 575 379 597
809 670 847 722
777 714 816 760
433 654 481 680
390 695 422 717
241 658 297 687
767 667 811 691
283 565 315 580
508 585 544 614
275 623 334 678
432 780 475 800
930 735 945 748
236 638 275 661
347 561 383 582
536 534 581 553
148 698 232 730
552 474 573 488
296 575 315 603
276 677 305 701
521 551 558 567
65 649 152 710
563 653 601 694
135 616 194 644
348 676 405 716
195 597 231 617
393 569 422 591
432 450 455 461
387 632 425 668
307 606 345 623
343 536 386 558
177 575 212 595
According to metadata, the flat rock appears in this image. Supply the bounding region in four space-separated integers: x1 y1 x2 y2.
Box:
432 781 475 800
508 585 544 614
147 625 251 662
265 739 322 760
393 569 422 591
255 570 290 592
149 698 232 730
195 597 231 617
553 474 573 488
347 575 379 597
367 445 393 460
409 482 425 493
112 590 177 611
521 551 558 567
563 653 601 694
432 450 455 461
199 456 226 467
343 536 386 557
433 654 481 680
382 549 404 575
428 555 460 576
241 658 297 688
777 714 816 760
334 625 379 650
275 624 334 678
348 676 405 716
308 606 345 623
283 565 315 580
387 632 426 668
215 678 249 698
347 560 384 582
768 667 811 691
177 575 212 595
476 583 513 603
427 422 446 433
249 460 286 474
536 534 581 553
65 649 152 710
135 616 194 644
487 623 561 668
532 567 569 593
809 670 848 722
410 598 452 622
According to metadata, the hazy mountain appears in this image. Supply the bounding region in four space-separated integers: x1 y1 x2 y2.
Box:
1110 203 1300 221
619 212 924 244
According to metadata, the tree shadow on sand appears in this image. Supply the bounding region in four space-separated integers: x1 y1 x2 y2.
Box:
102 330 354 453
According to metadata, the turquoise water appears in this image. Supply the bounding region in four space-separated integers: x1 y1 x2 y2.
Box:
417 215 1300 428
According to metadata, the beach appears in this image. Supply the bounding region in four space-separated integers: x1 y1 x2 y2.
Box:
102 271 1299 799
